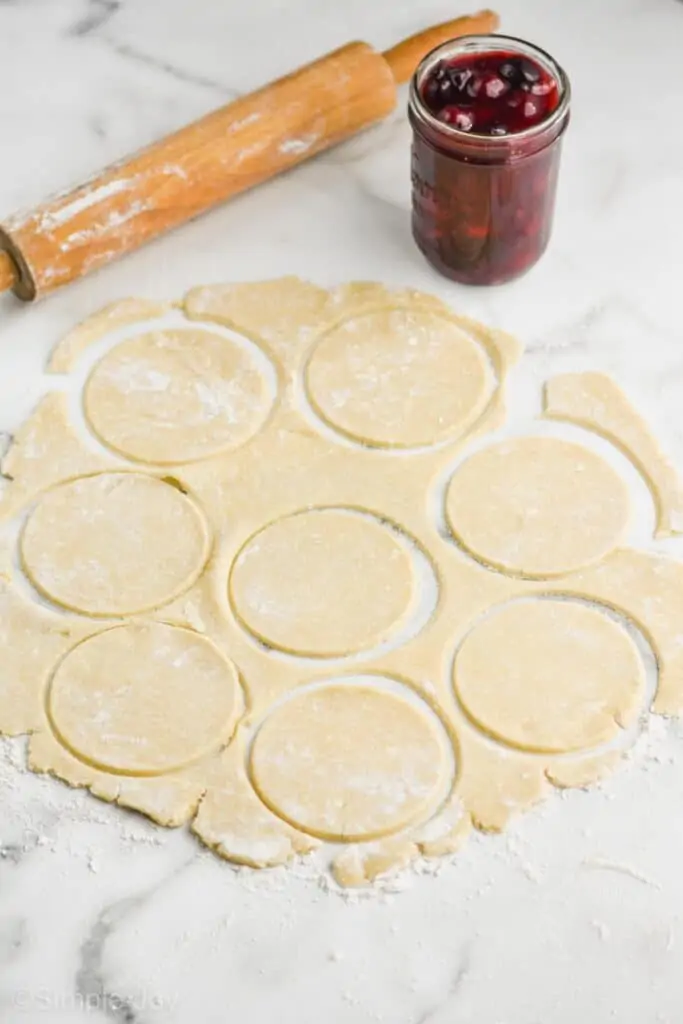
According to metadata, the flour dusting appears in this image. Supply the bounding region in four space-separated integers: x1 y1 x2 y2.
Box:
38 177 140 231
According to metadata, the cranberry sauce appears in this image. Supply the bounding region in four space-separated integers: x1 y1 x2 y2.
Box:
421 51 560 137
409 36 570 286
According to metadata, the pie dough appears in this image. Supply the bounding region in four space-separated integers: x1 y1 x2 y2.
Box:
48 297 171 374
84 327 274 464
544 372 683 538
445 438 630 577
249 683 450 841
21 472 210 616
305 308 492 448
229 508 415 656
454 599 644 753
0 277 681 887
47 623 242 775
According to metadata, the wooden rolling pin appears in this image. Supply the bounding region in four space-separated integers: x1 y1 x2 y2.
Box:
0 10 498 301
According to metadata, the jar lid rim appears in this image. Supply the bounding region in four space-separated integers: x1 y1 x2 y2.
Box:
409 33 571 146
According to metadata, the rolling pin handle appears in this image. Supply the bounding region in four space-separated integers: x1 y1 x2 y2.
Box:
382 9 499 83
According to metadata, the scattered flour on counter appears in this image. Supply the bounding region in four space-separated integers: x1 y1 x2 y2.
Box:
582 857 662 890
0 735 165 870
1 711 683 894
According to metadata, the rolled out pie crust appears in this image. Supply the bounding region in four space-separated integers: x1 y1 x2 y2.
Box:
0 277 681 886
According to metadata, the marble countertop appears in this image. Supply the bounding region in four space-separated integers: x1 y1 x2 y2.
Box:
2 0 683 1020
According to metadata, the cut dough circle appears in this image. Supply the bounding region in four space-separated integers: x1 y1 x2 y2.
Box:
229 508 415 657
21 473 210 617
84 327 274 464
305 308 491 448
249 683 450 841
445 437 630 577
48 623 242 775
454 599 645 753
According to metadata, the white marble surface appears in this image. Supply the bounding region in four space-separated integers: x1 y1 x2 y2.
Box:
2 0 683 1020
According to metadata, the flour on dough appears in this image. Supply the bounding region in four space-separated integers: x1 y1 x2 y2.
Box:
249 683 450 841
454 599 645 753
229 508 415 657
21 472 210 616
305 307 492 448
47 622 242 775
84 327 274 464
192 740 320 868
446 437 630 578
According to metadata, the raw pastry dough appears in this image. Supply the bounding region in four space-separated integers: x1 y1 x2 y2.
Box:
47 623 242 775
0 576 88 735
249 684 450 841
0 393 112 520
192 740 320 868
48 297 171 374
445 437 630 577
305 308 492 448
454 599 644 753
21 473 210 616
229 508 415 657
84 327 273 464
544 372 683 538
0 277 681 887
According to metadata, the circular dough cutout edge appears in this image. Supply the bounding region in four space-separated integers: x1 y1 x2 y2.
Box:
302 308 497 451
246 675 459 843
18 470 214 618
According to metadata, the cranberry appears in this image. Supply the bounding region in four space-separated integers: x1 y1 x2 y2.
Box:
519 58 541 84
484 74 508 98
421 50 559 137
437 107 474 131
466 76 482 98
499 61 523 86
450 69 473 94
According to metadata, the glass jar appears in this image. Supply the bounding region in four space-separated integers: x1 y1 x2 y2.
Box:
409 35 571 286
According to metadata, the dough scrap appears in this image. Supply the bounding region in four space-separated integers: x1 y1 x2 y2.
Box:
0 393 113 521
184 276 333 355
48 297 171 374
305 308 492 448
455 728 549 833
2 278 682 886
544 372 683 538
47 623 243 775
249 684 451 841
21 472 210 616
332 837 418 887
446 437 630 578
29 726 209 827
84 327 274 464
558 548 683 715
545 751 623 790
229 508 415 657
0 571 88 735
412 796 472 858
454 599 645 753
192 740 319 868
